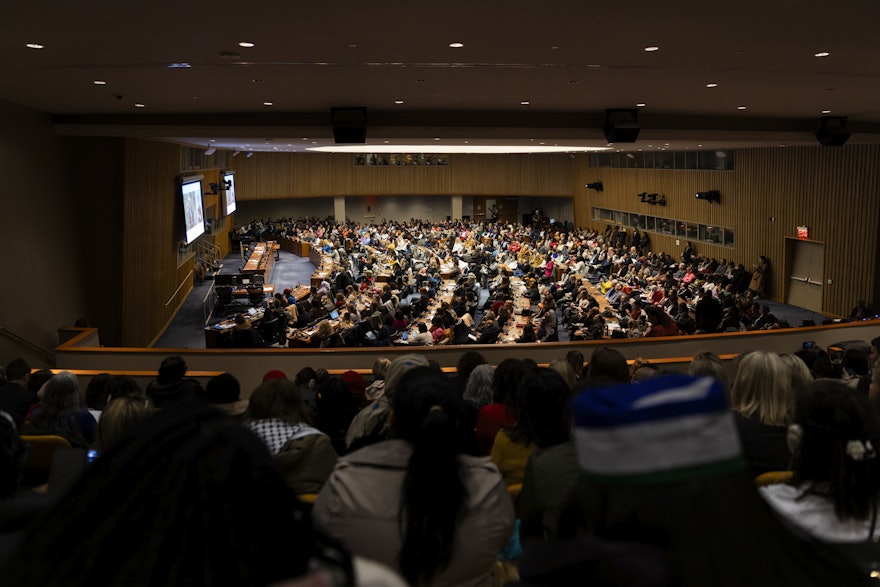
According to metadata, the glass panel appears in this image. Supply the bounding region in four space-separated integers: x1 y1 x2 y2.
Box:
687 222 699 240
657 151 674 169
724 228 735 247
658 218 674 235
613 210 627 226
631 214 646 230
676 221 688 237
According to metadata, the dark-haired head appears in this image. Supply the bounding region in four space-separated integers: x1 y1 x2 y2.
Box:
157 356 187 384
245 378 311 425
3 405 352 586
509 368 571 449
791 379 880 523
456 350 487 380
587 347 630 384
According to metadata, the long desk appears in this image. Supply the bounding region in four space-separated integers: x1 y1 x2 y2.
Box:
242 242 278 279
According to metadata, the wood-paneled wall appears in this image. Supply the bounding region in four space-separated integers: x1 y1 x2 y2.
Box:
230 152 573 198
122 138 194 347
573 146 880 317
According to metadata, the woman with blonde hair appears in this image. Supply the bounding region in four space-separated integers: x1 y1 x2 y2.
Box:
779 353 813 393
96 396 152 451
730 350 793 476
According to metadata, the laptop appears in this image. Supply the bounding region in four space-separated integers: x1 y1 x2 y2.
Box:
329 309 339 320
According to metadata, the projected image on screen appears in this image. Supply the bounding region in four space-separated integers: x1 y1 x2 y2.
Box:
224 172 236 215
182 179 205 244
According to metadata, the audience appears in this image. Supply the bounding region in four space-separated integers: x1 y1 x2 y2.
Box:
0 359 35 430
514 375 866 586
1 405 359 587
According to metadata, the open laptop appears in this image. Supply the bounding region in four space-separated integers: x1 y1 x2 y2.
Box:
329 309 339 320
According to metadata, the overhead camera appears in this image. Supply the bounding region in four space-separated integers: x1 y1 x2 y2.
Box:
585 181 604 192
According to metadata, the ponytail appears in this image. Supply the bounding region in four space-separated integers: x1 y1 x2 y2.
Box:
393 368 467 584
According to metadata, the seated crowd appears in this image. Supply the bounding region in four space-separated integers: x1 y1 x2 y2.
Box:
0 336 878 584
222 216 875 349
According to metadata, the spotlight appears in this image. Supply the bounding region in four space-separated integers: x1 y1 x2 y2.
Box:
815 116 851 146
695 190 720 203
203 147 216 156
585 181 604 192
603 108 640 143
246 151 254 158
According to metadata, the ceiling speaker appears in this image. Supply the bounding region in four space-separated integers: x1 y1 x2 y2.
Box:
604 108 640 143
815 116 851 146
331 107 367 144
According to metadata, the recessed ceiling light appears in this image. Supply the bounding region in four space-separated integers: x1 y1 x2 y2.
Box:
697 144 703 147
168 62 191 68
134 103 145 108
348 43 358 48
434 138 440 141
706 83 718 88
252 79 264 84
263 102 273 106
520 101 530 105
394 100 404 104
636 102 646 107
644 46 659 52
814 51 830 57
383 140 390 144
239 41 255 48
209 139 216 142
449 42 464 48
821 109 831 114
550 46 559 50
26 43 44 49
737 106 747 110
569 80 579 84
93 80 106 85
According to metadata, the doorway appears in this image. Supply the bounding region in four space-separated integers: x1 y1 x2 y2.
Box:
784 238 824 313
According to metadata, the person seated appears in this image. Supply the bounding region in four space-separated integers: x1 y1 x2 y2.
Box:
0 359 36 430
407 322 434 346
730 351 793 476
1 405 362 587
230 313 266 348
848 299 874 321
23 371 96 448
314 366 514 586
514 375 866 586
761 379 880 542
244 378 337 495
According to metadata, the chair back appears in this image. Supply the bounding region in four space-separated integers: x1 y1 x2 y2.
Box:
754 470 794 486
19 435 72 471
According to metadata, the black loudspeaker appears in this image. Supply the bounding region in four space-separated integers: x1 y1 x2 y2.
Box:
815 116 851 146
604 109 640 143
330 107 367 143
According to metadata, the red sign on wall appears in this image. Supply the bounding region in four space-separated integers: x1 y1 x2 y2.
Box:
797 225 809 240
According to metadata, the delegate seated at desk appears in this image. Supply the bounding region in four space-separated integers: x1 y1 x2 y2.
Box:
231 313 265 348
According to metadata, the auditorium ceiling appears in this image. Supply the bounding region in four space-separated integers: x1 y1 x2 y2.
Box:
1 0 879 152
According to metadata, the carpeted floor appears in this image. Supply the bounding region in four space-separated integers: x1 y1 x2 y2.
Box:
153 250 827 349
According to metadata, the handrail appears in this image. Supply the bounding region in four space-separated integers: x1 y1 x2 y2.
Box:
0 326 56 363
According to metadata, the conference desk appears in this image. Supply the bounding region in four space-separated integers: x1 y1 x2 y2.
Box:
241 242 279 279
204 307 266 348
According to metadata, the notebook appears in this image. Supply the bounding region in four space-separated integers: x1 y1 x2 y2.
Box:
329 310 339 320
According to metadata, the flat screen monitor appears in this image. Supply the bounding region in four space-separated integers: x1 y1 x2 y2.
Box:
181 177 206 244
223 171 236 215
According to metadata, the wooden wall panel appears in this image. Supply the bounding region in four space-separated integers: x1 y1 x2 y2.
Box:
574 146 880 317
122 138 194 347
230 152 573 198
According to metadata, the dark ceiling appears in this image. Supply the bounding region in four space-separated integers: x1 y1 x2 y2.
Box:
2 0 879 153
